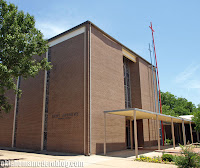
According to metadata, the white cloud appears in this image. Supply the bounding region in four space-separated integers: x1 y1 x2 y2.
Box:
35 21 68 39
185 79 200 89
175 64 200 83
174 63 200 105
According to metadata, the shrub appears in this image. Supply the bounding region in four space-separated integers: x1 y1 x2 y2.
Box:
135 155 162 163
139 155 146 159
174 145 200 168
165 138 173 145
165 139 171 145
136 155 152 162
162 154 174 162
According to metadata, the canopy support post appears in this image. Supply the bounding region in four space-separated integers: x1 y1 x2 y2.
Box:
171 118 175 149
182 120 186 146
104 112 106 155
134 110 138 158
197 131 199 142
190 122 193 144
130 119 133 150
156 115 160 150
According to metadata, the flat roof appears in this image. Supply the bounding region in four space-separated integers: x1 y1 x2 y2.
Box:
104 108 193 124
48 20 152 66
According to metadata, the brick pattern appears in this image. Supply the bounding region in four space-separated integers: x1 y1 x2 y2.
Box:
129 58 144 146
96 143 125 154
138 58 159 146
46 34 85 154
0 90 15 147
91 26 126 154
129 58 142 109
16 70 45 150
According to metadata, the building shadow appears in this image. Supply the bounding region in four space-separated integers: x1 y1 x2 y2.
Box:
101 145 178 158
0 147 81 157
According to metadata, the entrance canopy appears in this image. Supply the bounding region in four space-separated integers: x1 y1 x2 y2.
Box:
104 108 193 124
103 108 194 158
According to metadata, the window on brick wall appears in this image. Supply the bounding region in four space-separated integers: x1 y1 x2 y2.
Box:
123 57 132 109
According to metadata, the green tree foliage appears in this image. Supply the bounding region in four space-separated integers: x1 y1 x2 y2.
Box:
0 0 51 113
197 104 200 111
193 111 200 132
161 91 197 117
192 104 200 132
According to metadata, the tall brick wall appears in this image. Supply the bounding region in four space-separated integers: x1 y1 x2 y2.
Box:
129 58 142 109
129 59 144 146
16 71 45 150
138 58 159 146
46 33 85 154
91 26 126 154
0 90 15 147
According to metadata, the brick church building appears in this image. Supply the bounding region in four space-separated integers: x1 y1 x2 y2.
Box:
0 21 192 155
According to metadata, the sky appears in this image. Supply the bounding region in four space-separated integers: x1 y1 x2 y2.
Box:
7 0 200 106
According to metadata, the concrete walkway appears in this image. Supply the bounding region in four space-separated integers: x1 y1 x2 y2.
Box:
0 148 177 168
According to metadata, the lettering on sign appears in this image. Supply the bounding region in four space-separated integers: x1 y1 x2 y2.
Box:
52 112 79 119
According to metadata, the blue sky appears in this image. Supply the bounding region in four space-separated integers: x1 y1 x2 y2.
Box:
8 0 200 106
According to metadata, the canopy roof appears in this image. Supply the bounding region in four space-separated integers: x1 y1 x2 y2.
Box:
104 108 192 124
179 115 194 121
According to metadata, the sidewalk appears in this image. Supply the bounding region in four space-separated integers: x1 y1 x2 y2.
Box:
0 148 177 168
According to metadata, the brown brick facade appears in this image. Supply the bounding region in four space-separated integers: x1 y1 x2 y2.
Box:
46 33 85 154
0 90 15 147
0 21 161 154
16 71 45 150
138 58 159 146
91 26 126 154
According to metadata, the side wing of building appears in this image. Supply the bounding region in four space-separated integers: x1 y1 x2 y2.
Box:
0 25 89 154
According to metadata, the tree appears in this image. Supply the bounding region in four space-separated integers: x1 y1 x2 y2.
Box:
192 104 200 132
0 0 51 113
161 104 176 116
193 111 200 132
197 104 200 111
161 91 196 117
161 91 176 109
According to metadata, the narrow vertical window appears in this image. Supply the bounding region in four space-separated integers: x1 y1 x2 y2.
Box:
13 76 21 147
123 57 132 108
43 48 51 150
124 57 132 149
